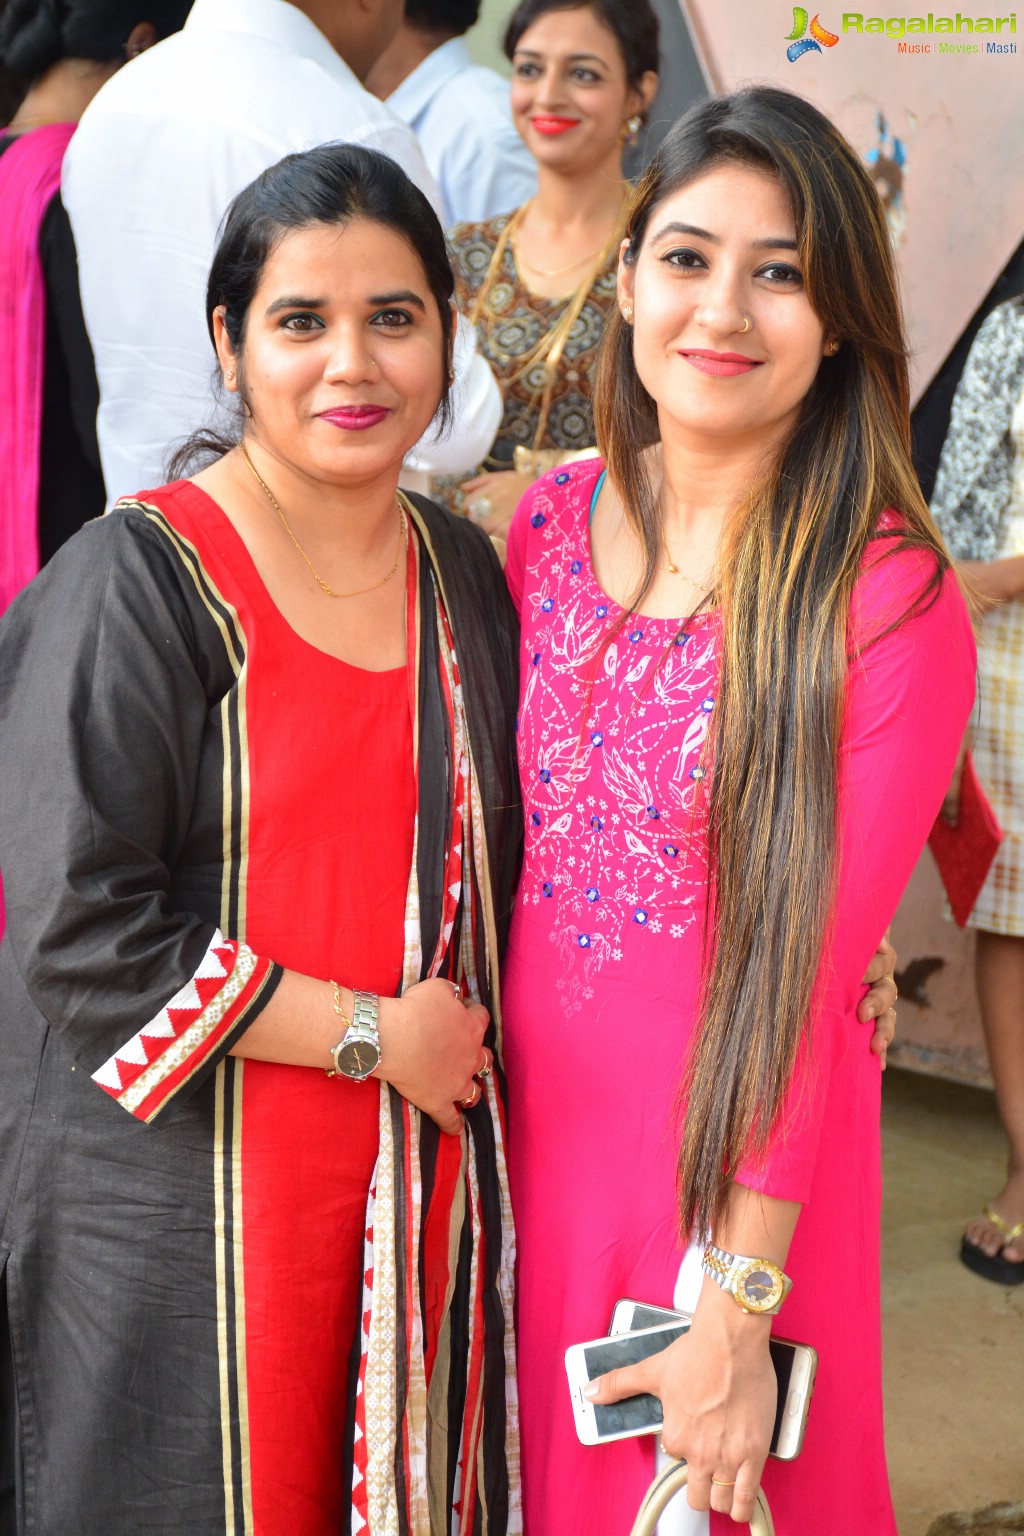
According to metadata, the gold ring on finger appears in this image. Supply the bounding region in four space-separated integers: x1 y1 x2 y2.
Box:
710 1477 736 1487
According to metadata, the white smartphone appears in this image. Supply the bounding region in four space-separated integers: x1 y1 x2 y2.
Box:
603 1297 818 1462
565 1321 692 1446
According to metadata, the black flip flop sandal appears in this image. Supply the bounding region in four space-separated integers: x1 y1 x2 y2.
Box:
960 1204 1024 1285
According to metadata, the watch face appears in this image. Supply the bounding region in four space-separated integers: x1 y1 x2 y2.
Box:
336 1037 380 1079
735 1260 784 1313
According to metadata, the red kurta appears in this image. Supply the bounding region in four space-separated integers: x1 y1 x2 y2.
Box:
151 482 417 1531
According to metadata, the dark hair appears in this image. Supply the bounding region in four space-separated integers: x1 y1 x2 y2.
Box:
503 0 659 90
169 142 456 478
404 0 480 35
0 0 191 85
594 87 948 1239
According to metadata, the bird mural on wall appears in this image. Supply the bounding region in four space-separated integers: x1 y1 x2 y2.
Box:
894 956 946 1008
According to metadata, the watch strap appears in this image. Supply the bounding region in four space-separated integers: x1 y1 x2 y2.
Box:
351 990 379 1036
703 1242 738 1290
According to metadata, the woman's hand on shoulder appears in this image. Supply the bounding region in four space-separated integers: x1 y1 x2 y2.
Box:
462 471 535 538
585 1299 776 1524
858 928 899 1067
376 980 489 1136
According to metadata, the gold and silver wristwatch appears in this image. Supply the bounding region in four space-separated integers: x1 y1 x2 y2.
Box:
328 989 381 1082
701 1242 793 1315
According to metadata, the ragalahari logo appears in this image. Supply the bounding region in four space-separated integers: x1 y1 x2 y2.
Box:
785 7 841 58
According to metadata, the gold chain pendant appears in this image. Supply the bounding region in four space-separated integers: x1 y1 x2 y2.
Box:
240 443 405 599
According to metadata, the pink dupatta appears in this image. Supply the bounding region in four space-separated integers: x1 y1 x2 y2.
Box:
0 121 76 616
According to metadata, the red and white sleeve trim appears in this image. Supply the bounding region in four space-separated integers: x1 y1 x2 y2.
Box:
91 929 274 1122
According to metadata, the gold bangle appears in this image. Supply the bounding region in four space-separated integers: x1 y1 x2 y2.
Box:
325 980 351 1078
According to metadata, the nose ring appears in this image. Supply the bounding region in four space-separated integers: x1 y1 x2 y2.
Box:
739 316 751 334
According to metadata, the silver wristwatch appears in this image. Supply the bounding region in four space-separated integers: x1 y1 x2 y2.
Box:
701 1242 793 1315
328 990 381 1082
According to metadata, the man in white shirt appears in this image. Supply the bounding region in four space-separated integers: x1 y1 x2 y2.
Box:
63 0 501 502
366 0 535 228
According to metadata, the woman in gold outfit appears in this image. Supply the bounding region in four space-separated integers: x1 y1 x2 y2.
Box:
439 0 658 536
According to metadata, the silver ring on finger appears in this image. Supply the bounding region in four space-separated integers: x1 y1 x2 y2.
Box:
468 496 493 524
449 980 462 1001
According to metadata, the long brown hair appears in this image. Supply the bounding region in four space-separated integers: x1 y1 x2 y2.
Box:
593 86 948 1239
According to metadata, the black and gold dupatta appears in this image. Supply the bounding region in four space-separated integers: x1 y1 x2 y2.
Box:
349 496 522 1536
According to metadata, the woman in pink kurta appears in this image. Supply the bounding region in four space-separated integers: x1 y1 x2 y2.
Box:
499 85 976 1536
502 460 973 1535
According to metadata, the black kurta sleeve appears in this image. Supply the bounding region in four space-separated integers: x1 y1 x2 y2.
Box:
38 194 101 477
0 508 282 1122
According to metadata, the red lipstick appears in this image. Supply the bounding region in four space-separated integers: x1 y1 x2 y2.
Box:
531 115 579 136
679 349 763 378
318 406 391 430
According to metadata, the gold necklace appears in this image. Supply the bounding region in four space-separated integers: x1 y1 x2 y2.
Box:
513 233 608 279
240 443 406 600
663 535 715 590
469 190 630 451
664 550 713 585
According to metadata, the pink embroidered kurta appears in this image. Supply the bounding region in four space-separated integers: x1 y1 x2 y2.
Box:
501 459 975 1536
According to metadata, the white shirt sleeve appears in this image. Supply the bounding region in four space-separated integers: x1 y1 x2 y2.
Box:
404 312 502 477
437 120 537 227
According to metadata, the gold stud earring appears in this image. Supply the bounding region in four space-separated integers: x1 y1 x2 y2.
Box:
621 302 633 324
827 340 840 355
225 369 236 384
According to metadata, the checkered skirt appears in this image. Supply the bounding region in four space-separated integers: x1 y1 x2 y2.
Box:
969 472 1024 933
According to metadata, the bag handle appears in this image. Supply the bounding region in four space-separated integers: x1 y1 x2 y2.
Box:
629 1461 775 1536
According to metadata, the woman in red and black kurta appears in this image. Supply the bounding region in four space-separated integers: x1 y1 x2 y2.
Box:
0 145 521 1535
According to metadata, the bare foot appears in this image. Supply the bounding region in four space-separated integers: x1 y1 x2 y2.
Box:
964 1165 1024 1261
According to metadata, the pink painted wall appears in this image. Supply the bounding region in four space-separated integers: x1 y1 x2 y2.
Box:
680 0 1024 401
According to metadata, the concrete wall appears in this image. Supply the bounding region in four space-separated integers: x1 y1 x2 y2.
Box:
891 855 990 1087
465 0 512 76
